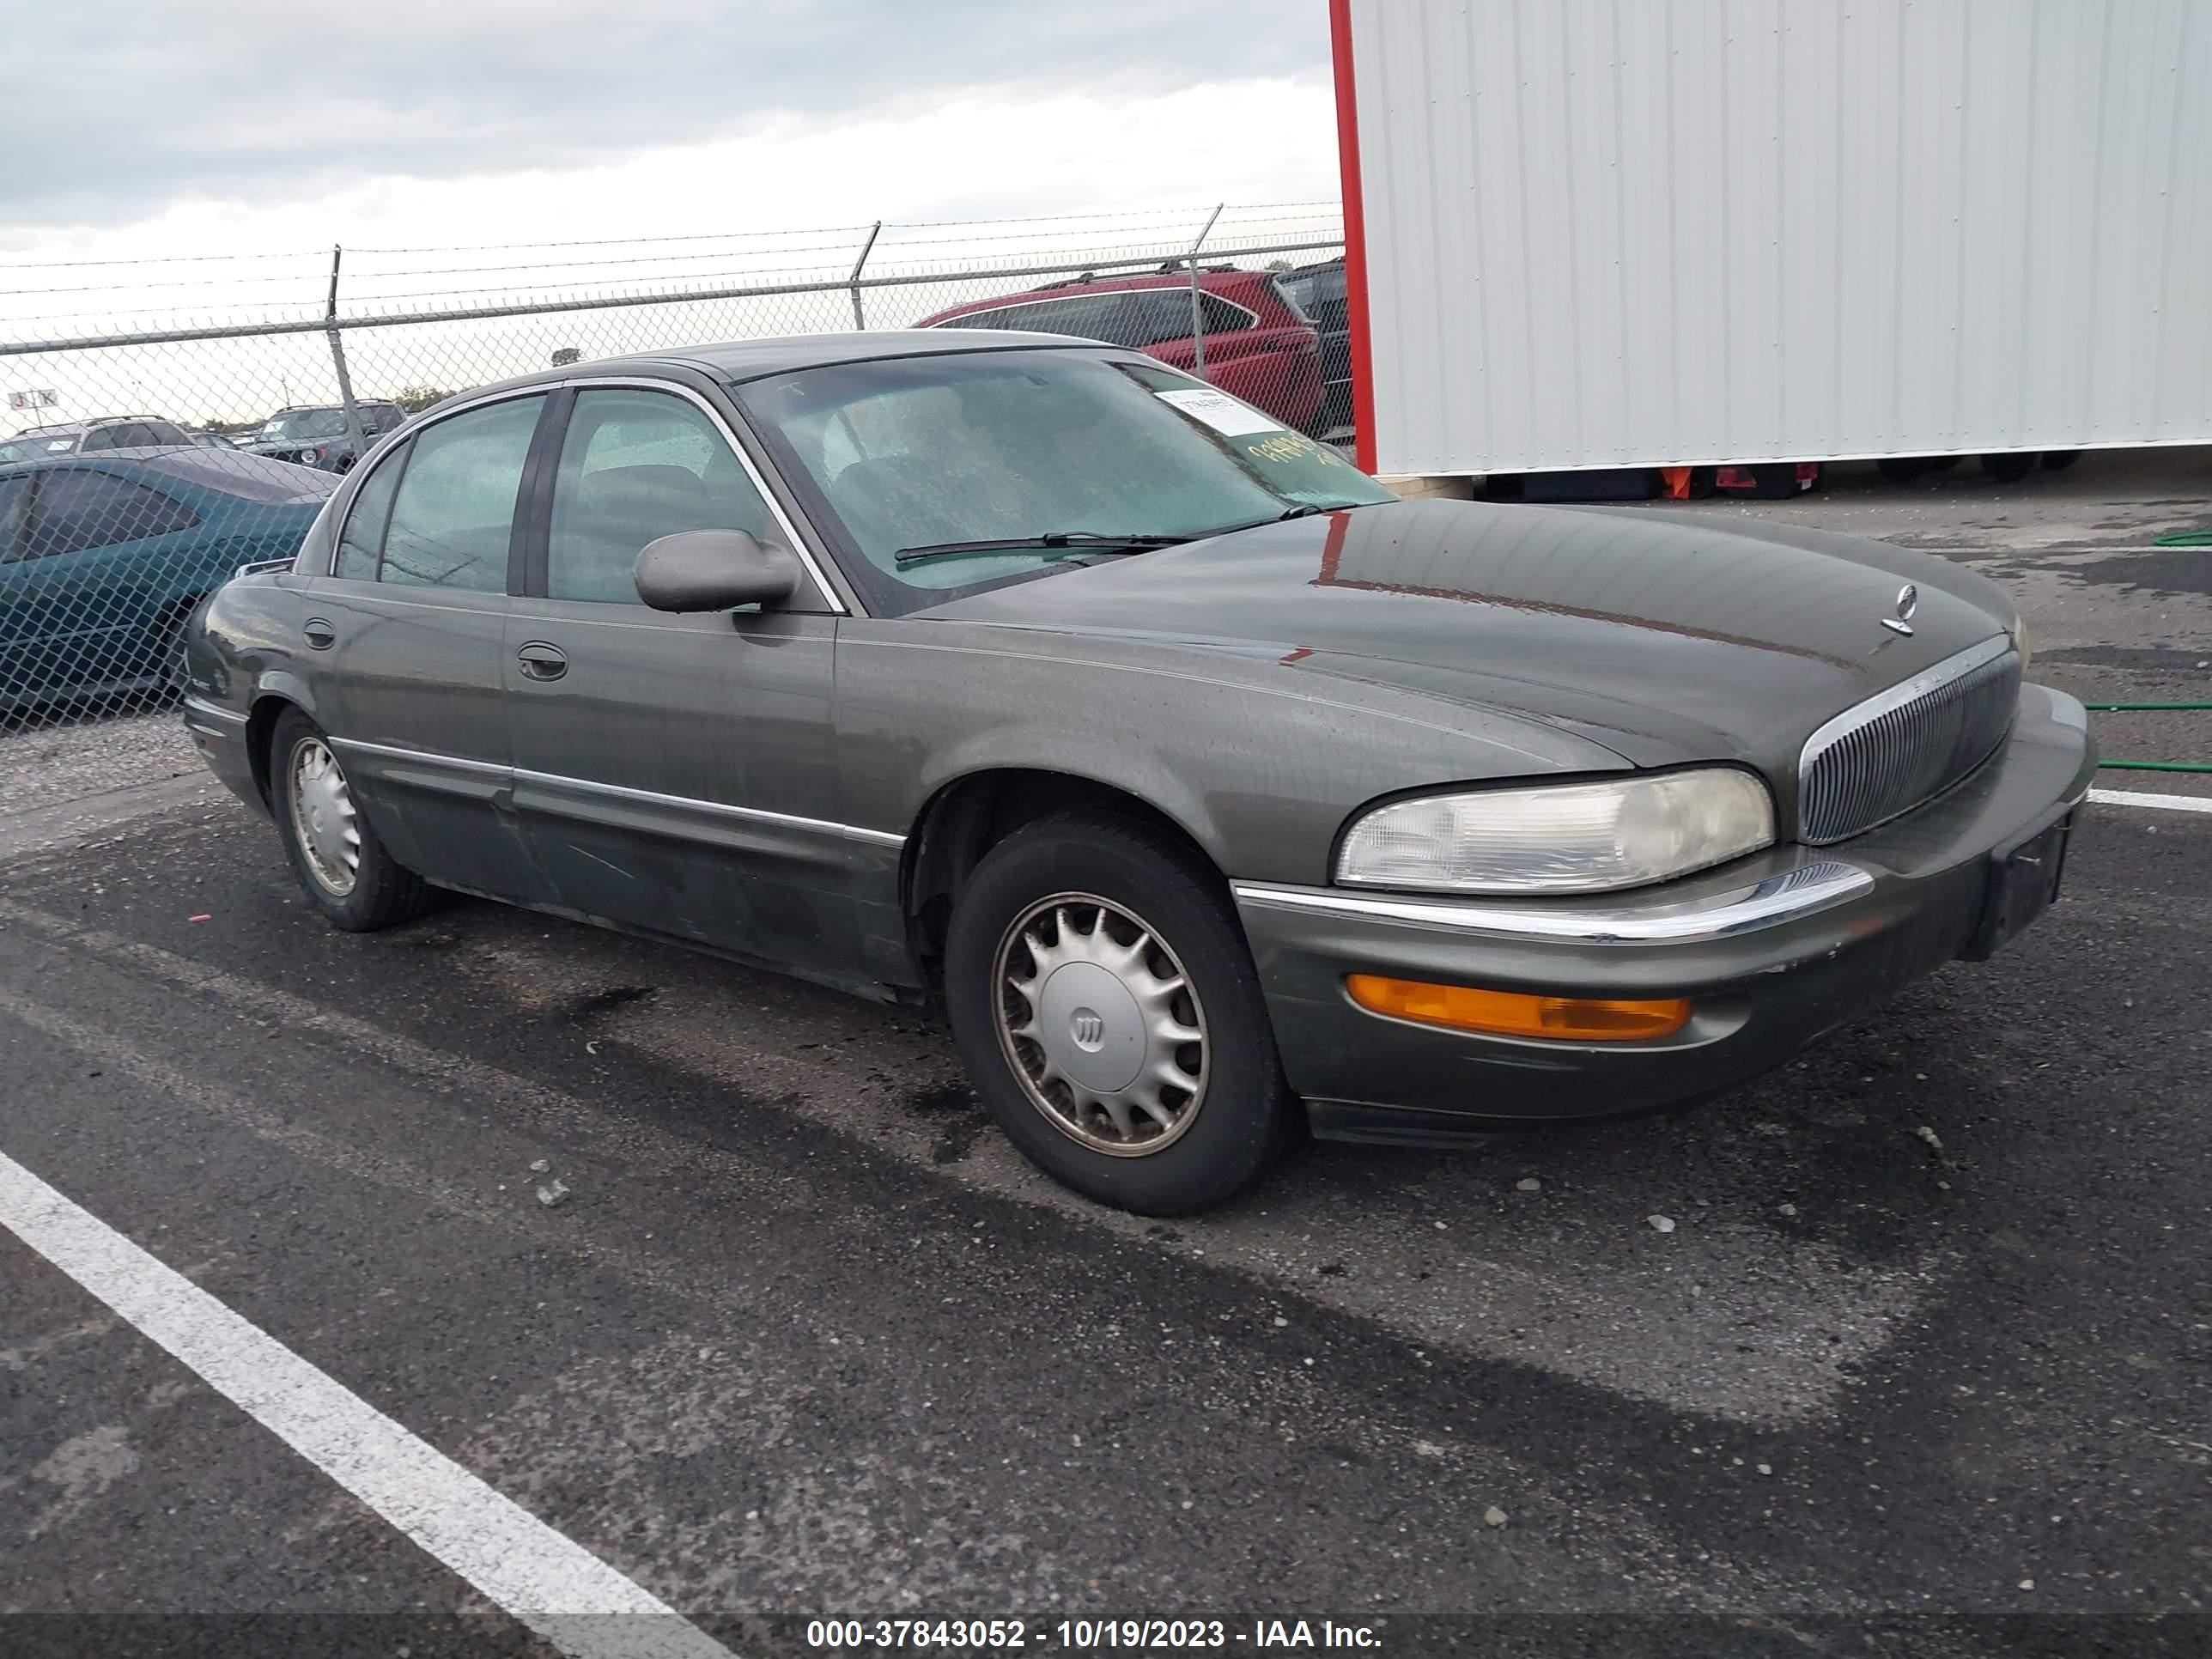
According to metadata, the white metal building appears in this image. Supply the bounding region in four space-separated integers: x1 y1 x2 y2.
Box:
1330 0 2212 477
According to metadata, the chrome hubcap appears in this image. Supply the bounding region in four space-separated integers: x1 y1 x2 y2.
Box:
993 893 1208 1158
289 738 360 896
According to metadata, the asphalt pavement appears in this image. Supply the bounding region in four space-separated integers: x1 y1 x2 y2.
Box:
2 452 2209 1656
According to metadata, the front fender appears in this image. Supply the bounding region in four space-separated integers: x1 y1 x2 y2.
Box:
836 623 1626 887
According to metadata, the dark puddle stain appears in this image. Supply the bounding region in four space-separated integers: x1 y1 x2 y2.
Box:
567 984 657 1020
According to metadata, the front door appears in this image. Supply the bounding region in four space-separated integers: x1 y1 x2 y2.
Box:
501 383 862 982
305 392 550 902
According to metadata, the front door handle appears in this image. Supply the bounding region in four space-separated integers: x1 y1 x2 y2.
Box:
516 641 568 682
303 617 336 650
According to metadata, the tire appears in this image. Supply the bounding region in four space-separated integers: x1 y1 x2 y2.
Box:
2039 449 2083 471
943 811 1292 1215
1928 456 1962 470
268 707 434 932
1877 456 1932 483
1980 451 2038 484
1750 462 1799 500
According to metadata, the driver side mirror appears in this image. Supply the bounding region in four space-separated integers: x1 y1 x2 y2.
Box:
635 528 799 612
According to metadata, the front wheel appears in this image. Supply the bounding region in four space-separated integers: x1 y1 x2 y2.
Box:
944 812 1292 1214
269 707 434 932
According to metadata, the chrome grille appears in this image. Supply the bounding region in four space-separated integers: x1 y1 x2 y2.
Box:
1798 637 2021 844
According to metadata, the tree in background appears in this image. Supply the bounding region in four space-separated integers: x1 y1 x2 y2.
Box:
550 347 581 367
392 386 458 413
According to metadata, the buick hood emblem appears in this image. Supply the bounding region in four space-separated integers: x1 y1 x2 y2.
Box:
1881 582 1918 636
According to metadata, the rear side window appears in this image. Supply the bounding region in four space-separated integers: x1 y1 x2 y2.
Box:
333 442 408 580
546 388 775 604
0 475 27 554
377 396 544 592
18 470 200 559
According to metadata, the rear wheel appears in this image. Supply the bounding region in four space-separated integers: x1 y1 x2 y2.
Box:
2039 449 2083 471
269 707 434 932
944 812 1291 1214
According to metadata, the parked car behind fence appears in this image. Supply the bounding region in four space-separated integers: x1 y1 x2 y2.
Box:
2 447 337 720
918 266 1326 434
249 401 409 473
0 416 197 465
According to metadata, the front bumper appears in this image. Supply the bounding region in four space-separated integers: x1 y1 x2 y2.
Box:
1234 683 2095 1145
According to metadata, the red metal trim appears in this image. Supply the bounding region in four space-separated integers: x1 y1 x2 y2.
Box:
1329 0 1380 476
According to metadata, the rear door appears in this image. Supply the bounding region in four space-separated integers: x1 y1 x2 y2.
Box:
304 392 550 902
501 380 864 980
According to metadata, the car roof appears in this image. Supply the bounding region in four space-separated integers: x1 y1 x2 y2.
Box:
915 267 1280 326
421 329 1118 411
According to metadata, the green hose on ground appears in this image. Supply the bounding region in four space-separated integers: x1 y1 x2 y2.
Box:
2151 529 2210 548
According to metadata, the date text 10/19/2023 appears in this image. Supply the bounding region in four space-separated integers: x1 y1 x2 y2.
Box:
804 1620 1383 1650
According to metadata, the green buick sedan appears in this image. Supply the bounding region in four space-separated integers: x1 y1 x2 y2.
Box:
181 333 2093 1214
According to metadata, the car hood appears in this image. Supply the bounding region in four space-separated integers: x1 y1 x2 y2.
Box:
916 499 2015 772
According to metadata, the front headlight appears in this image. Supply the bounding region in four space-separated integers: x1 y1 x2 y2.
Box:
1334 769 1776 895
2007 614 2032 672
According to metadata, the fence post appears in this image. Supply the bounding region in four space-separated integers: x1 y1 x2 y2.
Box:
1187 204 1224 380
325 246 368 463
848 222 882 331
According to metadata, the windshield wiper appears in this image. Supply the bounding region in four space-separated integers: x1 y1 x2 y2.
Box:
893 532 1190 567
1189 501 1368 539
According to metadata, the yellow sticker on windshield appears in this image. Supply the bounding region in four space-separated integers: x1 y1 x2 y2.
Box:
1247 432 1340 466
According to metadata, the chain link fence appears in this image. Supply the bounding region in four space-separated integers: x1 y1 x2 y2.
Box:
1 204 1345 728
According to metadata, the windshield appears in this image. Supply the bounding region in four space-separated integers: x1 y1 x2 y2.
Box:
260 408 349 441
738 348 1392 614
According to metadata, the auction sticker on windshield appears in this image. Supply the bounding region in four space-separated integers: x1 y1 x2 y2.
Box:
1155 387 1283 437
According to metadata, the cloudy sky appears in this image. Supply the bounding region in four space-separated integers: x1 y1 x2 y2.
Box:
5 2 1339 306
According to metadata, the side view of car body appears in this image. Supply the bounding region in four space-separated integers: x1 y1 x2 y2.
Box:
248 402 409 472
917 268 1325 434
2 447 336 714
0 416 196 465
183 333 2091 1216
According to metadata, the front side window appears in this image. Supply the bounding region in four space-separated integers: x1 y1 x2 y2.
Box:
738 347 1392 615
378 395 544 592
545 388 776 605
17 469 199 560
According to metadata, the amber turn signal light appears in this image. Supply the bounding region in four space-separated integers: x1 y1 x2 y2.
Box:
1346 975 1692 1042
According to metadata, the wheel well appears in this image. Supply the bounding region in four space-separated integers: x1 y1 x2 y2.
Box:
902 770 1215 984
244 694 297 808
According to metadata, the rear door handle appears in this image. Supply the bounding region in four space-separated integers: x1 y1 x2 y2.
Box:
303 617 336 650
516 641 568 681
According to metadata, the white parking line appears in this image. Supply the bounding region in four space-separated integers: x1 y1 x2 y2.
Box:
2088 787 2212 815
0 1150 735 1659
